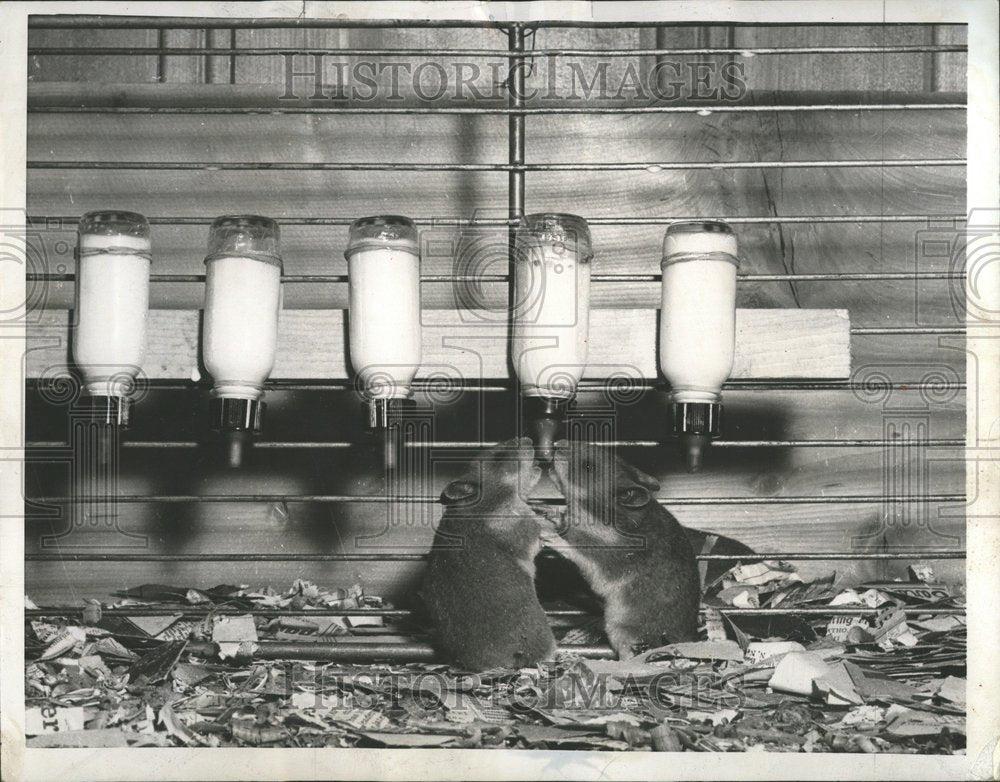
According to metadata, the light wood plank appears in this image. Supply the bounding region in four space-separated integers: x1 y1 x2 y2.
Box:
26 307 851 380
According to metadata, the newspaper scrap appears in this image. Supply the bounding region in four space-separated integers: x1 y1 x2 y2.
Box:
37 625 87 661
813 661 863 705
230 715 287 746
884 704 966 737
861 581 951 604
328 708 396 731
725 560 802 589
768 652 831 696
577 657 677 679
829 588 893 608
686 708 739 726
357 732 456 747
921 676 966 706
908 563 936 583
835 705 886 729
826 614 869 643
126 614 185 638
744 641 806 668
638 640 744 663
212 614 259 659
910 614 965 633
702 607 729 642
25 706 85 735
717 585 760 608
871 607 919 648
127 640 188 684
826 606 918 648
441 691 515 725
156 620 201 642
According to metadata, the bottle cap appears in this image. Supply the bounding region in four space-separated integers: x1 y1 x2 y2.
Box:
205 215 281 269
209 397 264 434
79 210 151 240
78 211 152 260
345 215 419 259
517 213 594 263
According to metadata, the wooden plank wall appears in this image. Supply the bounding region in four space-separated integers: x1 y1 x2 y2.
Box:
23 22 967 604
26 308 853 381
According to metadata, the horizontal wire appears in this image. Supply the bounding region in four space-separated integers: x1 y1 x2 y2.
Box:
24 551 966 562
16 321 965 335
28 18 515 29
27 271 967 283
15 18 675 30
26 158 967 171
20 16 976 32
851 326 966 335
27 103 966 115
23 606 966 618
24 378 967 392
22 439 967 450
26 45 969 57
25 214 966 226
29 493 965 505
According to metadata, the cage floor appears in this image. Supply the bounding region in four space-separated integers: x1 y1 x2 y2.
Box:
24 569 965 752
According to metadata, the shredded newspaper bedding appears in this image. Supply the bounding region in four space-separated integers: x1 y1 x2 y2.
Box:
24 564 965 753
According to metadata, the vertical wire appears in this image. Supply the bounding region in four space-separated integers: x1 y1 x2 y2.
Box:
156 29 166 82
508 25 527 228
229 27 236 84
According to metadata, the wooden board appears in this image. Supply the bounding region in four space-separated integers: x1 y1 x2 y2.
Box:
25 307 851 380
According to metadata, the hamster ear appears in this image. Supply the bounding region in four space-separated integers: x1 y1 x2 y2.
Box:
440 480 479 506
617 485 652 509
627 464 661 492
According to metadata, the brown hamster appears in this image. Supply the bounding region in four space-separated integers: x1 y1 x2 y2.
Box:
547 440 701 658
421 437 556 670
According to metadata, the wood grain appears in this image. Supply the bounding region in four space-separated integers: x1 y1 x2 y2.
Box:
27 92 964 323
25 307 851 380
